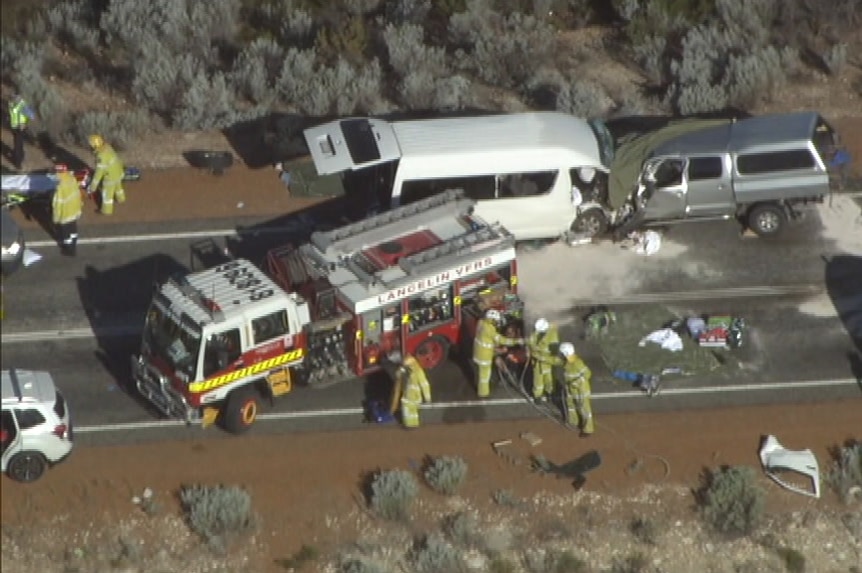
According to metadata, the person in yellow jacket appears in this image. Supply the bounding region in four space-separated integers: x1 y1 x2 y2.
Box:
473 309 524 398
527 317 559 402
8 95 35 169
391 352 431 429
51 164 83 256
86 134 126 215
554 342 595 437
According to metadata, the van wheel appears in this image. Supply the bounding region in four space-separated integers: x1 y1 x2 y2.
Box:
748 204 786 238
7 452 47 483
414 336 450 371
571 208 609 238
222 388 260 434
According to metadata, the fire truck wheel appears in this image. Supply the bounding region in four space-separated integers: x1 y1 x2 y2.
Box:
222 388 260 434
414 335 450 371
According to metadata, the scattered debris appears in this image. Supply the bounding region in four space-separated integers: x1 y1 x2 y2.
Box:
623 230 663 256
531 451 602 489
639 328 684 352
492 439 513 449
759 435 821 499
236 201 245 209
613 370 662 397
584 307 617 338
22 249 42 267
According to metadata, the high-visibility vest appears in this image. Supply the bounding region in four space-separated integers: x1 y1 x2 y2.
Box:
8 100 29 129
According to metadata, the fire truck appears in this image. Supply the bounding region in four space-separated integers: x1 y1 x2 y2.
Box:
131 190 522 433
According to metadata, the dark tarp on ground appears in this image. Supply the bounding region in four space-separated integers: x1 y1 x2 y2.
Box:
607 119 732 210
284 158 345 198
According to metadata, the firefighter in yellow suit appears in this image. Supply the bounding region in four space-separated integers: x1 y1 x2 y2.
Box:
473 309 524 398
391 353 431 429
527 317 559 402
51 164 83 256
555 342 595 437
87 134 126 215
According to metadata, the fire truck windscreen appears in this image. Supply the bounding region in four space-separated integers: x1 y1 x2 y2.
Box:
143 299 203 379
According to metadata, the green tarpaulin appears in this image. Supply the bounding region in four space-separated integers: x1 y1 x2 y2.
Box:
587 306 738 377
607 119 732 209
284 159 345 198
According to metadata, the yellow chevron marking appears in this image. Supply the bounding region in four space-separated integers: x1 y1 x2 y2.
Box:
189 348 304 393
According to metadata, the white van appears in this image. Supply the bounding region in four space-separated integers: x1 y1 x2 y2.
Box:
303 112 610 241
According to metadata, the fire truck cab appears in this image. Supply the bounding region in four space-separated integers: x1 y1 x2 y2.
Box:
132 190 519 434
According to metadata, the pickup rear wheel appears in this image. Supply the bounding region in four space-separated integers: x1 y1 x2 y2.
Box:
571 208 609 238
747 204 786 238
222 387 260 434
414 335 450 371
7 452 47 483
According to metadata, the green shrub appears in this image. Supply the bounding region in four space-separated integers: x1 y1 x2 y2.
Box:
275 544 319 570
523 548 589 573
424 455 468 495
368 469 419 521
697 466 765 536
74 110 152 151
612 552 649 573
826 441 862 504
442 510 480 547
489 554 517 573
340 557 389 573
551 549 588 573
410 532 464 573
492 489 521 508
179 484 256 550
629 516 659 546
776 546 806 573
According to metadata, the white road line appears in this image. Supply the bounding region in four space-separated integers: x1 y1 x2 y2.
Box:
27 225 302 248
72 377 859 434
1 283 828 345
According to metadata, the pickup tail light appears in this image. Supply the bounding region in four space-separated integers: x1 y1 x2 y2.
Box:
52 424 68 439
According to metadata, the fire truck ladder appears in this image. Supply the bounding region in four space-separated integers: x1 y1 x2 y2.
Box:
310 189 470 254
398 224 516 277
166 276 225 323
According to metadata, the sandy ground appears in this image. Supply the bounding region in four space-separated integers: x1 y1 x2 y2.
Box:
2 400 861 573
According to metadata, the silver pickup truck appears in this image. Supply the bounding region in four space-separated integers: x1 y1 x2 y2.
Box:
574 111 847 238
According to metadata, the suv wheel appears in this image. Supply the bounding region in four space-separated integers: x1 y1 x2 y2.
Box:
747 204 786 238
7 452 47 483
222 387 260 434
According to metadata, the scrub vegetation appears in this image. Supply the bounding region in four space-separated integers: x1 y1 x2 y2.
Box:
1 0 858 150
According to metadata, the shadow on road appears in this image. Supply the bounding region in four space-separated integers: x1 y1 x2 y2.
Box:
825 254 862 381
76 254 189 416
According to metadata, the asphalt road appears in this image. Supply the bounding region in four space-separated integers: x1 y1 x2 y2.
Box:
2 205 860 447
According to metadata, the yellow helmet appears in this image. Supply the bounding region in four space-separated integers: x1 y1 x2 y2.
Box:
88 134 105 150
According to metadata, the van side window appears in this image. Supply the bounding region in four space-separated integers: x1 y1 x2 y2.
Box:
252 310 289 345
497 171 558 198
14 408 45 430
688 157 724 181
401 176 495 204
737 150 816 175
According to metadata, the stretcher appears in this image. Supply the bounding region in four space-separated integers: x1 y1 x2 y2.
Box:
1 167 141 208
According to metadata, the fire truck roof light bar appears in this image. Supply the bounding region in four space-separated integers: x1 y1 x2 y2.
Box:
310 189 471 254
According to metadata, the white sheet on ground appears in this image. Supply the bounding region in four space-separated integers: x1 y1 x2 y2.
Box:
759 434 821 499
22 249 43 267
638 328 684 352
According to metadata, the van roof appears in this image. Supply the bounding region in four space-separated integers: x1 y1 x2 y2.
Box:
304 112 605 175
1 369 57 405
652 112 822 156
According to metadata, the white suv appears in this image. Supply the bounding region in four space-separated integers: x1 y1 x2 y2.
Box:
2 369 74 482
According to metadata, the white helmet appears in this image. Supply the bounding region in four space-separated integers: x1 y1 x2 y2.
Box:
387 351 403 364
485 309 502 322
559 342 575 357
534 318 550 333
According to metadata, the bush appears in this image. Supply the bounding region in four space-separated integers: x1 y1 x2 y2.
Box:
410 532 465 573
315 14 369 66
697 466 765 536
523 549 588 573
629 516 659 546
612 552 650 573
131 47 204 115
490 555 518 573
172 71 240 131
424 456 468 495
179 484 255 550
776 547 806 573
368 469 419 521
340 557 390 573
449 0 555 89
442 511 481 547
826 441 862 504
230 37 285 105
384 0 432 25
557 80 609 118
492 489 521 507
823 43 848 75
43 0 100 56
73 110 152 151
